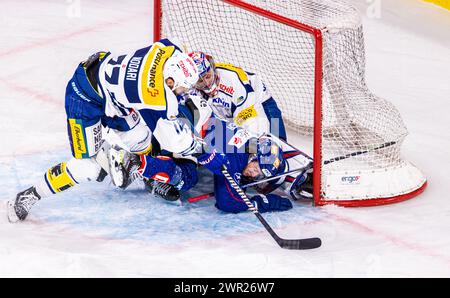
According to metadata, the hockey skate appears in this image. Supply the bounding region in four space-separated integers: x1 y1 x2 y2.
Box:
108 145 141 189
7 186 41 223
289 170 313 201
144 179 181 202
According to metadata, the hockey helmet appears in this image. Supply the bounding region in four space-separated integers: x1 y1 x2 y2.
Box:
163 52 199 92
256 137 286 178
188 51 219 95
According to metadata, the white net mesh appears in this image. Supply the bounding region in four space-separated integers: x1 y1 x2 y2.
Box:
159 0 425 203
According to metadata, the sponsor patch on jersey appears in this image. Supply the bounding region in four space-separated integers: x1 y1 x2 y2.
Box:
141 44 175 107
235 105 257 126
152 173 170 183
218 83 235 96
68 119 102 159
68 119 87 159
228 129 252 149
212 97 231 109
236 96 245 105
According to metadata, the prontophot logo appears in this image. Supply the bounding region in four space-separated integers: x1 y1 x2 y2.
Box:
341 176 361 185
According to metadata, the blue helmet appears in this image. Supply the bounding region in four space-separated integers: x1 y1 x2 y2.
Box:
256 137 286 178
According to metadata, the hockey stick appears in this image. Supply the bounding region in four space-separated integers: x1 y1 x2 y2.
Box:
221 164 321 250
323 141 397 165
187 192 215 203
189 141 397 203
242 141 397 189
241 164 313 189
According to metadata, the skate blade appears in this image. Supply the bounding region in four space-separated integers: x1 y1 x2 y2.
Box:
6 200 20 223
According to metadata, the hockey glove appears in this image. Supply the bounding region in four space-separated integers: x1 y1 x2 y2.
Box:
250 194 293 213
197 149 228 176
138 155 184 188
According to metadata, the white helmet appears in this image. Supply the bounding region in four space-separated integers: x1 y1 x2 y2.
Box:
163 52 199 91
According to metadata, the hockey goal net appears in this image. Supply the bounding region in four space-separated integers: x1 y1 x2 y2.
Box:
154 0 427 206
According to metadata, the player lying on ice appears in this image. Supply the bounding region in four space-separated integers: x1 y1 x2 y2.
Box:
127 50 294 202
109 91 314 214
7 38 202 222
107 50 312 211
108 50 313 212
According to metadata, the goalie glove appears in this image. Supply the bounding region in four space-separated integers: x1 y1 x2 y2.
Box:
289 168 313 200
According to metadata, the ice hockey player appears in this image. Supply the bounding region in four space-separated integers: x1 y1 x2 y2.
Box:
188 51 287 141
109 51 294 204
110 104 313 214
195 116 312 213
7 38 201 223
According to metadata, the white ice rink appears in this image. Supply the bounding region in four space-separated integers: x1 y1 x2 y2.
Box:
0 0 449 277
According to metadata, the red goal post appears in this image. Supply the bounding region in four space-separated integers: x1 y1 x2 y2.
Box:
153 0 427 207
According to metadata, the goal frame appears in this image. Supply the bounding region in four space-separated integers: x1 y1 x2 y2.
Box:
153 0 427 207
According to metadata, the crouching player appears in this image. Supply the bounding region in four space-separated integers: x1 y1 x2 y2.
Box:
7 39 201 222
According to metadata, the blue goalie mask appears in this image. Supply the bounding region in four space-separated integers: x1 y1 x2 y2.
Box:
256 137 286 178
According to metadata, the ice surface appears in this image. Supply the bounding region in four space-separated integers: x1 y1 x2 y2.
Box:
0 0 449 277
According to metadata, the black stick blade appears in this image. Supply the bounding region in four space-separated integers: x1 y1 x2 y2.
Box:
278 237 322 250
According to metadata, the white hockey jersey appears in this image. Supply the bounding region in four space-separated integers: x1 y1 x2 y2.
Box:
97 39 200 155
207 63 273 136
